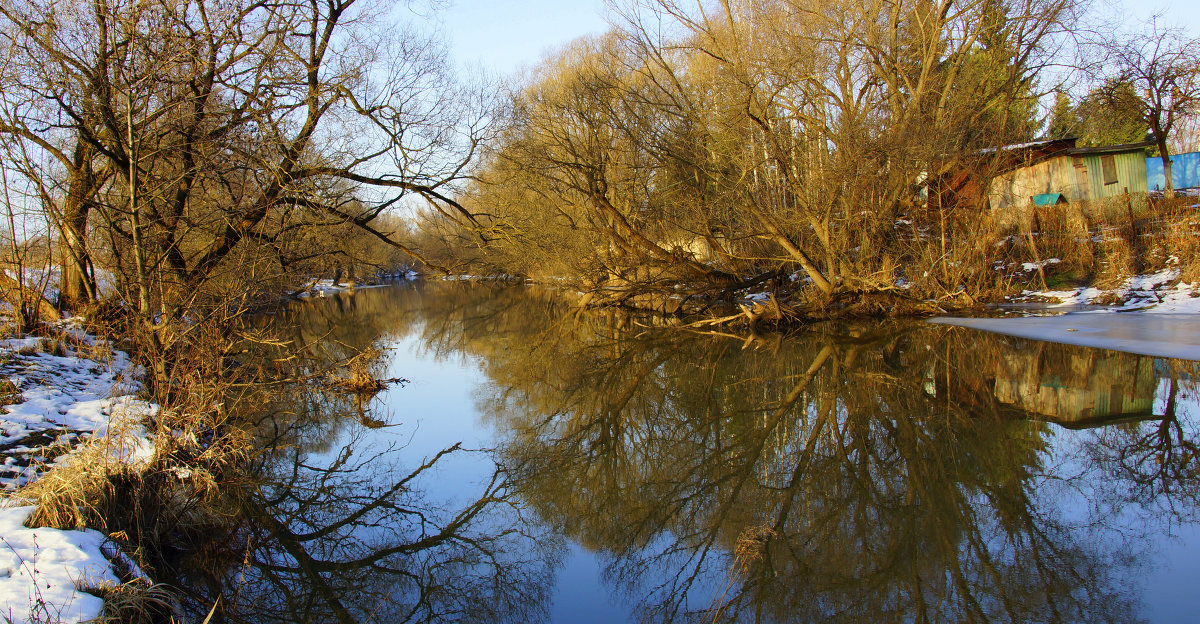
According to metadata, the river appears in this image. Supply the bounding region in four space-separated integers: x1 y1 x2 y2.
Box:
170 281 1200 623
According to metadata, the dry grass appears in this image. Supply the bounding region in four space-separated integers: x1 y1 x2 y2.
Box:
1027 203 1095 277
87 580 177 624
327 348 407 395
1093 237 1137 290
0 378 19 404
851 193 1200 309
961 194 1200 299
1149 200 1200 284
897 208 1021 303
17 398 250 588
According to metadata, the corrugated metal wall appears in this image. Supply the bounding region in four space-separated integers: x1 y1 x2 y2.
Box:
988 150 1149 210
1081 152 1147 199
1147 152 1200 190
988 156 1085 209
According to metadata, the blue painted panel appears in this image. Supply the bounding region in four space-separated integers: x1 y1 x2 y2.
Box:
1147 152 1200 190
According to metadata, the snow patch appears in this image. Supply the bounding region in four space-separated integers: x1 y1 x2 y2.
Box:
1 333 155 490
0 504 119 624
1013 268 1200 313
0 324 157 621
1022 258 1061 272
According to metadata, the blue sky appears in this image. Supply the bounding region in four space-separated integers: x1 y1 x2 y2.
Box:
440 0 1200 78
1124 0 1200 29
441 0 611 77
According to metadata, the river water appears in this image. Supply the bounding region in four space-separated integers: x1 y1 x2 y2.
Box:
175 281 1200 623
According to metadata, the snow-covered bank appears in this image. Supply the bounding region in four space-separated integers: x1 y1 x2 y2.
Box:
1 334 153 490
0 324 156 624
1005 268 1200 313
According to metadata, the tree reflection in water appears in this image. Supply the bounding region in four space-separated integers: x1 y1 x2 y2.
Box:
171 286 558 624
181 283 1200 623
481 330 1156 623
398 283 1189 623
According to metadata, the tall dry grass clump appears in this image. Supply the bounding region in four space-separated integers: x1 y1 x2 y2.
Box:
1147 198 1200 283
11 313 263 593
897 208 1019 304
1093 237 1137 290
18 407 251 573
88 580 179 624
1028 203 1096 278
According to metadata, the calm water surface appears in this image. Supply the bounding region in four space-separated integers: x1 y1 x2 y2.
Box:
175 282 1200 623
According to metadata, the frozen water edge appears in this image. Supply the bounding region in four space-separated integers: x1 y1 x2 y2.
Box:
934 269 1200 361
930 314 1200 361
0 326 156 624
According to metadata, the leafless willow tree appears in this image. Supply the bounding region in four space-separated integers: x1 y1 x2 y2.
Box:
455 0 1079 307
0 0 489 383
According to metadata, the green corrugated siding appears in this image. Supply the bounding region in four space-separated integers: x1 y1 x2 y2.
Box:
1081 152 1147 199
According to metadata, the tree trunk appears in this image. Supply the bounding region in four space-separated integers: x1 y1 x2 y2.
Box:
1155 132 1175 200
57 143 99 309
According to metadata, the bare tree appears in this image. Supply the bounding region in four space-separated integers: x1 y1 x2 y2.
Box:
458 0 1078 307
0 0 489 384
1099 20 1200 198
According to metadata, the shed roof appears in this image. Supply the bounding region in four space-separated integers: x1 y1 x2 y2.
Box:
1067 140 1155 156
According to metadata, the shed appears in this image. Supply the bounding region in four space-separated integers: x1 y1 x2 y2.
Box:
986 140 1152 211
928 138 1077 211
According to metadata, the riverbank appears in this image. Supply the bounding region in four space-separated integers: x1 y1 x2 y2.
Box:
0 322 157 624
0 275 409 622
293 270 420 299
930 266 1200 358
525 261 1200 329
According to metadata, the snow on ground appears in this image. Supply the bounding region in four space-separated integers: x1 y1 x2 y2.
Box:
0 324 156 624
1 334 152 490
1021 258 1062 272
0 504 119 624
1008 268 1200 313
